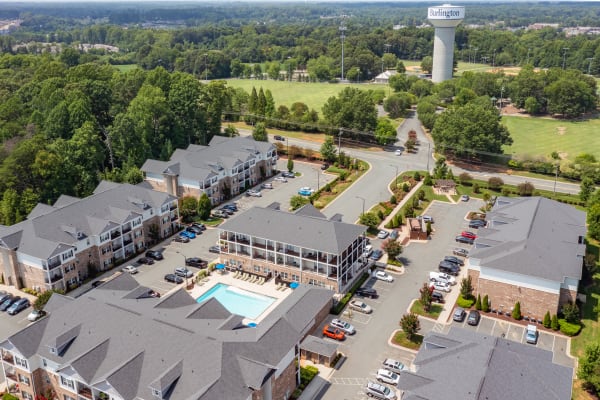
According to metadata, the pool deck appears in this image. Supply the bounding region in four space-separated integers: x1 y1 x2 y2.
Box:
186 270 292 324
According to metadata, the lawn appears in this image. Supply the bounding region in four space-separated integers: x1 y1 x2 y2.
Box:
113 64 139 72
392 330 423 350
226 79 388 112
502 116 600 163
410 300 443 319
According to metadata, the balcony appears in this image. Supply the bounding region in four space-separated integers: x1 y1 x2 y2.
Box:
123 237 133 246
112 243 122 251
2 352 14 364
302 253 317 261
286 249 300 257
4 369 16 382
253 253 266 260
48 259 62 270
122 225 132 234
170 203 177 211
253 242 266 249
236 237 250 244
46 274 63 284
110 231 121 240
78 386 93 400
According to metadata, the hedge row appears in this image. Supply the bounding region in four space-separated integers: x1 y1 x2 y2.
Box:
331 272 370 315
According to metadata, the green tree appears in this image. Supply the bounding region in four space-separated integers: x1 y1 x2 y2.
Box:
524 96 540 115
197 193 212 220
562 302 580 324
512 301 522 320
224 124 239 137
433 156 448 179
33 289 64 311
399 312 420 341
322 87 377 133
543 311 551 328
396 61 406 74
459 172 473 185
287 157 294 172
374 118 397 145
384 93 411 118
0 188 20 225
460 275 474 300
551 314 559 330
252 122 268 142
545 76 596 118
179 196 198 222
475 294 482 310
359 212 380 229
420 283 433 312
581 176 595 203
290 195 309 211
488 177 504 190
420 56 433 74
587 203 600 241
482 294 490 312
382 239 403 259
320 136 337 162
579 343 600 394
426 221 432 237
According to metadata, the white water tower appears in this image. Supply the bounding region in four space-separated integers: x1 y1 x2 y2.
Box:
427 4 465 82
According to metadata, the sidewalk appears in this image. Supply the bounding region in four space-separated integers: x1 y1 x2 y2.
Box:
378 180 424 230
0 284 37 303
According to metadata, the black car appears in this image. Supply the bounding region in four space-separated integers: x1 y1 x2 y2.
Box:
431 290 445 303
164 274 184 284
355 287 378 298
444 256 465 266
467 310 481 326
455 235 474 245
273 135 285 141
209 245 221 254
145 250 164 260
469 219 487 229
185 257 208 268
321 163 329 170
138 257 155 265
222 204 238 212
0 295 19 311
192 222 207 231
438 261 460 276
281 171 295 178
186 226 203 234
91 280 106 288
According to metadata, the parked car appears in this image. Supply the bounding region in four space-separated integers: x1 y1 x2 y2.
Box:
145 250 164 260
250 190 262 197
355 287 378 299
321 163 330 170
298 187 313 196
164 274 184 284
389 230 399 240
27 309 46 322
322 324 345 341
261 183 273 189
455 235 474 245
192 222 207 230
377 369 400 385
453 247 469 257
430 281 451 293
185 257 208 268
180 230 196 239
395 149 402 156
362 245 373 258
212 210 229 218
431 290 445 303
370 250 384 261
282 171 295 178
122 265 139 274
274 176 288 183
460 195 470 202
467 310 481 326
174 267 194 278
138 257 155 265
330 318 356 335
382 358 407 374
469 219 487 229
461 231 477 240
7 298 30 315
526 324 538 344
365 381 396 400
173 235 190 243
91 280 106 288
377 230 389 239
273 135 285 141
418 215 434 223
429 271 456 285
438 261 460 276
443 256 465 266
209 245 221 254
0 292 12 304
0 295 19 311
375 271 394 282
186 225 203 234
349 300 372 314
453 307 466 322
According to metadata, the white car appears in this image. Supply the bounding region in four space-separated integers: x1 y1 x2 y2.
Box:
261 183 273 189
430 281 451 293
382 358 407 374
375 271 394 282
27 309 46 322
274 176 288 182
122 265 138 274
394 149 402 156
349 300 373 314
429 271 456 285
250 190 262 197
376 369 400 385
362 245 373 258
331 318 356 335
377 230 389 239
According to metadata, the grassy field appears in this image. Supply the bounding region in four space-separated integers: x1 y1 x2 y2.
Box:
502 116 600 162
113 64 139 72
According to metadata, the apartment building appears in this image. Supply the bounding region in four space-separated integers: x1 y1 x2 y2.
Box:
142 136 278 205
0 273 334 400
468 196 586 319
218 204 367 293
0 181 178 292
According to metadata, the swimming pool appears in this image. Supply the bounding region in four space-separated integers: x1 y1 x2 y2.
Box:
196 283 276 319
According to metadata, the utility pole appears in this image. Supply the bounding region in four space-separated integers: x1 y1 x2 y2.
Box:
562 47 569 70
338 128 343 157
340 22 347 81
499 85 505 114
587 57 595 75
553 163 559 196
492 49 496 69
389 164 399 186
426 142 431 173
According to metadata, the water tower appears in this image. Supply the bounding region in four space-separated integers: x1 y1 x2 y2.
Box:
427 4 465 82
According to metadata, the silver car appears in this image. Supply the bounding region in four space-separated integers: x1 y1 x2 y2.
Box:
330 318 356 335
365 381 396 399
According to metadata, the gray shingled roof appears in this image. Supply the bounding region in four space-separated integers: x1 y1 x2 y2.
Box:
3 273 333 400
398 327 573 400
470 197 586 282
299 335 338 356
220 206 366 254
141 136 276 183
0 182 177 260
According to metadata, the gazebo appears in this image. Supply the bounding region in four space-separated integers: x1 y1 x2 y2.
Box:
434 179 457 195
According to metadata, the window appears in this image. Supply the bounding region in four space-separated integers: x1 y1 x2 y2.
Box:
19 374 30 386
63 265 75 273
64 395 76 400
14 356 28 369
67 277 77 286
291 274 299 282
21 391 33 400
42 359 47 367
60 375 75 391
100 232 110 242
280 272 288 280
254 266 260 272
263 267 270 274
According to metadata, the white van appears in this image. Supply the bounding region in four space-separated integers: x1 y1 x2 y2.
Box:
526 325 538 344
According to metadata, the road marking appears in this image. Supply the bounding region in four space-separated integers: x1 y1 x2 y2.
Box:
432 322 446 333
330 377 367 385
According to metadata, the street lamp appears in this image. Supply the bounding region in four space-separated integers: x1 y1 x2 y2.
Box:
499 86 505 114
340 22 347 81
355 196 365 217
562 47 569 70
204 53 208 81
176 251 189 288
587 57 595 75
315 169 320 191
389 164 399 187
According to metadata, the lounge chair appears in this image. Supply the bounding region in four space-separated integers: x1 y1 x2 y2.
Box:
281 285 288 291
243 273 251 281
249 275 256 283
258 277 265 285
233 271 240 279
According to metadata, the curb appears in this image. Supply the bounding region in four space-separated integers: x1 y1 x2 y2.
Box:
387 329 420 354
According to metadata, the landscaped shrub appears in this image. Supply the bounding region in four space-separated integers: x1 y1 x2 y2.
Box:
558 319 582 336
475 294 482 310
561 302 581 324
300 365 319 386
457 294 475 308
543 311 551 328
512 301 522 320
551 314 559 331
488 177 504 191
482 294 490 312
402 183 410 192
390 195 397 205
473 183 480 193
331 273 369 314
413 171 422 181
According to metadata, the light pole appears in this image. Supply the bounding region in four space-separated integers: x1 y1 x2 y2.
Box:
553 163 559 196
499 85 505 114
338 128 343 157
587 57 595 75
176 251 189 288
562 47 569 70
492 49 496 69
340 22 347 81
315 169 320 191
204 53 208 81
389 164 399 187
355 196 365 217
473 47 478 64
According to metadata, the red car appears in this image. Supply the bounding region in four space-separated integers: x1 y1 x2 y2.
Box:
461 231 477 240
323 325 346 341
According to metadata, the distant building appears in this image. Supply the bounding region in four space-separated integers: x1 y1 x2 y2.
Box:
142 136 278 205
373 70 397 84
468 197 586 319
398 327 574 399
0 181 178 292
528 23 560 30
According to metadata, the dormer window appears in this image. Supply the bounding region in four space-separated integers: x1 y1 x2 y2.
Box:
152 389 162 398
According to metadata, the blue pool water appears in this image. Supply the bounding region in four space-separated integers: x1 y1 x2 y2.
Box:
196 283 276 319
